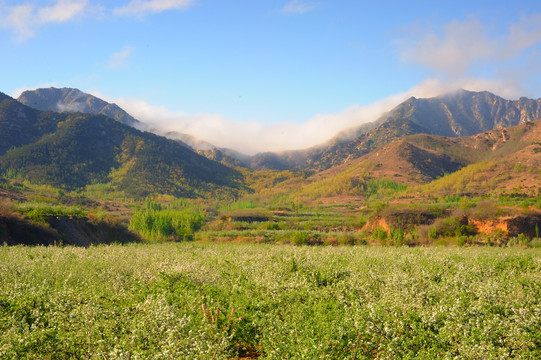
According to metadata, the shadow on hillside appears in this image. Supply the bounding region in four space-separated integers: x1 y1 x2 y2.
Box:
0 213 142 246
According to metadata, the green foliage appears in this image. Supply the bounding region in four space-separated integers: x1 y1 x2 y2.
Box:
372 226 388 245
224 200 259 210
365 178 408 198
391 227 405 246
0 112 243 199
517 233 531 246
15 201 86 223
410 161 497 196
291 231 309 246
129 202 205 242
1 244 540 358
428 217 477 239
337 233 356 246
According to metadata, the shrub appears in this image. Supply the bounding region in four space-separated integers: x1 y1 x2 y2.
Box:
265 222 280 230
291 231 309 246
391 228 405 246
337 233 356 246
517 233 530 246
428 217 477 239
372 227 388 245
130 208 205 242
355 237 368 245
530 238 541 248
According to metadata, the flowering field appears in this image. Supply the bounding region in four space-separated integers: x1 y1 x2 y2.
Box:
1 243 540 359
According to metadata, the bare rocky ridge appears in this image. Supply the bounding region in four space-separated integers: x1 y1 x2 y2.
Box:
18 87 141 127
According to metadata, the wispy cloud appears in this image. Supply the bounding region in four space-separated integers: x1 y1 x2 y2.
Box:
113 0 195 18
282 0 316 15
104 85 430 154
397 14 541 98
104 69 541 154
107 45 135 69
1 0 88 42
1 0 194 41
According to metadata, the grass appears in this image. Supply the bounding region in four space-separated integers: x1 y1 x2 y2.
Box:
15 201 86 223
0 243 540 359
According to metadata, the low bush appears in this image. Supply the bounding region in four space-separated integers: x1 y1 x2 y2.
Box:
15 201 86 223
372 226 388 245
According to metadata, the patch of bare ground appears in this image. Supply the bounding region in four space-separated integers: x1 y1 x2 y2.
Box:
0 187 26 201
468 211 541 239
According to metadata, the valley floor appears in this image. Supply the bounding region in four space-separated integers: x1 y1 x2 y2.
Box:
1 243 540 359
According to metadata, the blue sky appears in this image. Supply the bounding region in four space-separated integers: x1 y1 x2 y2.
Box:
2 0 541 153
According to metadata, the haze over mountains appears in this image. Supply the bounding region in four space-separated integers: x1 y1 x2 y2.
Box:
235 89 541 171
1 86 539 201
16 87 541 172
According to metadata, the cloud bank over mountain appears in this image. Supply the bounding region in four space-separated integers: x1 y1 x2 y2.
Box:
100 13 541 154
6 7 541 154
101 79 460 154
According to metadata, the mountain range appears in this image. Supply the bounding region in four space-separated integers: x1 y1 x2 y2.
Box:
17 87 541 172
246 90 541 171
4 87 541 200
0 92 243 198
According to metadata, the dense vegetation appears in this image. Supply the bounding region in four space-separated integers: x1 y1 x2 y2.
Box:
1 88 541 358
0 96 244 198
1 243 540 359
129 200 205 242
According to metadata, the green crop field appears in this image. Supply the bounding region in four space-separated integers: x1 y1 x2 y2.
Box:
1 243 540 359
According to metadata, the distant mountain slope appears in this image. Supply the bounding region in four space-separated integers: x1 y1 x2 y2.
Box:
15 88 541 175
0 94 244 198
256 90 541 171
0 92 65 154
269 119 541 204
406 119 541 196
315 119 541 194
17 87 233 160
380 90 541 137
18 87 141 127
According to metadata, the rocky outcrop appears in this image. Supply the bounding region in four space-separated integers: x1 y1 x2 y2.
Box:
18 87 141 127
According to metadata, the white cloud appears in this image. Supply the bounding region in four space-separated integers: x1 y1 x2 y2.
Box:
18 75 527 155
107 45 135 69
113 0 195 17
38 0 88 23
505 13 541 57
282 0 316 15
103 71 540 155
397 14 541 98
1 0 88 41
1 4 35 41
103 83 437 155
399 19 493 78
